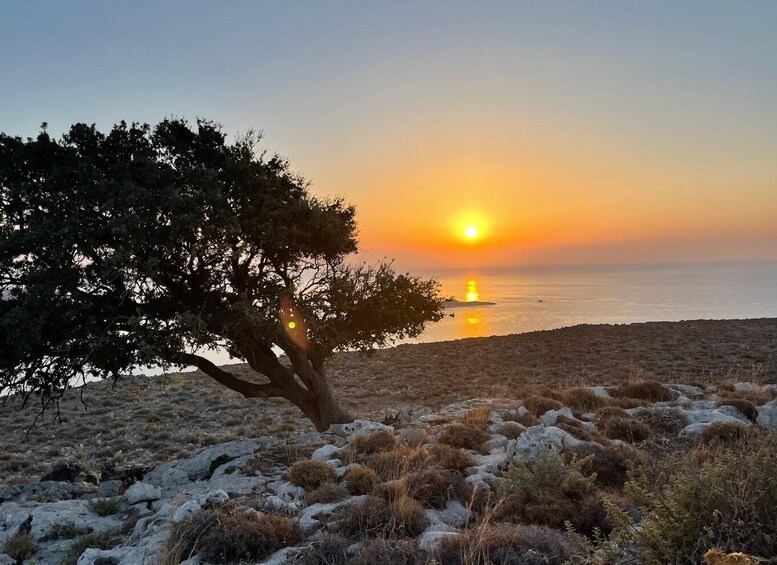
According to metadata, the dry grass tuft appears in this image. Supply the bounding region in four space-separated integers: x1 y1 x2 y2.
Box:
503 409 540 428
350 538 425 565
634 408 688 436
611 380 673 402
697 422 750 446
522 396 563 416
305 481 349 504
603 416 651 443
562 387 608 411
2 532 37 563
716 399 758 423
497 421 525 440
428 443 477 472
348 430 398 455
286 459 337 491
343 466 381 495
404 468 470 509
462 406 492 430
437 424 490 452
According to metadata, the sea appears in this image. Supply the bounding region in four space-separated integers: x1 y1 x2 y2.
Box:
144 260 777 372
410 260 777 344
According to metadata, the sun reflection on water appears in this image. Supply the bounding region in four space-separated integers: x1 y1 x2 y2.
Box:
466 279 479 302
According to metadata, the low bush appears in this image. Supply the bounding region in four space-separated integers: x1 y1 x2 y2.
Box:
610 397 650 409
603 417 650 443
611 381 673 402
365 446 427 481
3 532 37 562
89 497 122 516
522 397 563 416
595 406 630 426
493 449 608 536
562 388 608 411
717 388 771 406
717 399 758 423
42 521 91 541
405 468 470 509
434 524 571 565
334 495 426 538
350 538 426 565
428 443 477 472
287 459 337 490
168 502 300 563
697 422 750 446
498 421 525 439
462 406 492 430
556 421 597 442
60 530 119 565
297 534 350 565
504 409 540 428
600 431 777 561
437 424 490 452
567 443 644 489
348 430 398 455
343 466 380 495
634 408 687 436
306 481 349 504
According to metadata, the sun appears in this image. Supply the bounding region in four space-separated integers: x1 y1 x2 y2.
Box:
464 226 479 240
453 213 490 244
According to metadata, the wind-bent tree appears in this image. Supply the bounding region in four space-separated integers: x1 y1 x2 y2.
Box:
0 119 445 430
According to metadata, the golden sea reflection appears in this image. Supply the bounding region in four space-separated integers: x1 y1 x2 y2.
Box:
465 279 479 302
459 277 489 338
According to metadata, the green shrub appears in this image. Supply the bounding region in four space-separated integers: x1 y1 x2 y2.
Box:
287 459 336 490
494 449 607 536
89 496 122 516
595 431 777 561
3 532 37 562
343 466 381 495
566 443 644 489
437 424 489 452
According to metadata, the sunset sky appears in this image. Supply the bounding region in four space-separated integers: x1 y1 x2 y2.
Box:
2 1 776 269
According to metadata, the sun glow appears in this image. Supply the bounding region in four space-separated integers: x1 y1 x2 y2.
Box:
454 214 490 244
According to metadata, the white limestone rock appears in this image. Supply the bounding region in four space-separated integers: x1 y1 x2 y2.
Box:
756 404 777 429
507 425 584 462
539 407 574 426
312 444 341 461
124 481 161 504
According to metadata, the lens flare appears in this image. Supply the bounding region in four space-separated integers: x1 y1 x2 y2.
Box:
279 295 311 350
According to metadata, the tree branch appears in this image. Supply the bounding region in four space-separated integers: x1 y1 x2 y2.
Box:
176 352 282 398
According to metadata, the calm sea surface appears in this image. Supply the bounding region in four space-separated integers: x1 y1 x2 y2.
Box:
411 261 777 344
138 260 777 371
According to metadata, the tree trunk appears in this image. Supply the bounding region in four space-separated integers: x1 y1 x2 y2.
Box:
294 360 353 432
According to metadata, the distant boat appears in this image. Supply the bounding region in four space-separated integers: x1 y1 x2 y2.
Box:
538 299 544 303
444 299 496 308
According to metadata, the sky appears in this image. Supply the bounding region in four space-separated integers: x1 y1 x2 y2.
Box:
1 1 776 269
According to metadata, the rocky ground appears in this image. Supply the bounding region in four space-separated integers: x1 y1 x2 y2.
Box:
1 377 777 564
1 318 777 564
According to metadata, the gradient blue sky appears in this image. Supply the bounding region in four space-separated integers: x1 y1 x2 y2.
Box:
2 1 776 268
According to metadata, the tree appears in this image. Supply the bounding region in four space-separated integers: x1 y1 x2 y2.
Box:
0 119 445 431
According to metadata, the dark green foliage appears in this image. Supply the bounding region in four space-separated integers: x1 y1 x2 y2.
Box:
88 497 122 516
0 119 444 430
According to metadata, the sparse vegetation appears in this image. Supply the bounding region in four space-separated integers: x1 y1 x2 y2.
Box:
562 387 608 411
89 497 122 516
60 530 119 565
167 502 300 563
717 398 758 423
348 430 398 455
306 481 349 504
697 421 750 446
611 381 673 402
428 443 477 472
3 531 37 562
